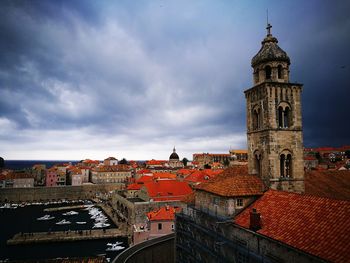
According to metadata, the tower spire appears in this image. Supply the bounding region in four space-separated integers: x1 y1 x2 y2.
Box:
266 9 272 36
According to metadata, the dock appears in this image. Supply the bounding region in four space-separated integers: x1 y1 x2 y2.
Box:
44 204 89 212
7 228 126 245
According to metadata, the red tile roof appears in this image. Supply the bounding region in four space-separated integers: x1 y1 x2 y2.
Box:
146 160 167 166
146 206 181 221
196 166 265 197
305 170 350 200
234 190 350 263
152 172 177 180
177 169 194 176
127 183 142 190
137 169 152 174
193 153 230 157
184 170 214 183
142 180 193 201
0 171 35 180
137 175 153 184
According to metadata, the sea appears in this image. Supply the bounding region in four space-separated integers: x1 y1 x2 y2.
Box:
3 160 80 170
0 201 127 262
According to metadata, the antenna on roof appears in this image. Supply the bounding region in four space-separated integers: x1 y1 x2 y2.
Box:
266 9 269 25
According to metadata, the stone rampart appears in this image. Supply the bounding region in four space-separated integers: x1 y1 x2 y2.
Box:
0 184 123 202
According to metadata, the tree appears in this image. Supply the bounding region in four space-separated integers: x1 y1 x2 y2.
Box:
0 157 4 168
315 152 321 161
204 164 211 169
119 158 128 165
223 159 230 167
345 150 350 159
182 158 189 167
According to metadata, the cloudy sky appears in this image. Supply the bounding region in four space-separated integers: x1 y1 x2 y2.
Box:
0 0 349 160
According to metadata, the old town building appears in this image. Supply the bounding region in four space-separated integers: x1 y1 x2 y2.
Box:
91 165 132 184
168 147 184 168
193 153 231 168
245 23 304 193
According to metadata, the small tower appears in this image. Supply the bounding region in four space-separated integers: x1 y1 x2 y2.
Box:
169 147 183 168
245 23 304 193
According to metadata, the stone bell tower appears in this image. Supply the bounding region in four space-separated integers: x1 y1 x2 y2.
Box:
244 23 304 193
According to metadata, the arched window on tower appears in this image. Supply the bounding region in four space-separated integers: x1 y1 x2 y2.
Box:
277 104 291 128
253 108 261 130
265 65 272 80
254 152 262 177
284 107 290 128
280 154 285 177
280 152 292 178
278 106 283 128
277 65 283 79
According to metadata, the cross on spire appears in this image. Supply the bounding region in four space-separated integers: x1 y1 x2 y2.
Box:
266 23 272 36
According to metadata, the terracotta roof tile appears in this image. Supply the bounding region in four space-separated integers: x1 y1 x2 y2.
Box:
127 183 142 190
305 170 350 200
152 172 176 180
146 160 167 165
196 166 265 197
137 169 151 174
184 170 220 183
146 206 181 221
234 190 350 262
137 175 153 184
142 180 192 201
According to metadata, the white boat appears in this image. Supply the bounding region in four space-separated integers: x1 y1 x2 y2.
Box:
106 244 124 251
56 219 71 225
93 222 110 228
107 241 123 246
37 215 55 221
76 221 86 224
62 211 79 216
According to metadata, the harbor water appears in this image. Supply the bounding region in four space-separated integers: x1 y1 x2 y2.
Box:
0 201 127 261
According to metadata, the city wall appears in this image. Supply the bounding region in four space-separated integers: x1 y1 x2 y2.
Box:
0 184 123 202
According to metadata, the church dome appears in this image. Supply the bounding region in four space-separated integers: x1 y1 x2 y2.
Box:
251 24 290 67
169 147 179 160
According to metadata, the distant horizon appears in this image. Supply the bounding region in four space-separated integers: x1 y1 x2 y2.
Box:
2 142 350 161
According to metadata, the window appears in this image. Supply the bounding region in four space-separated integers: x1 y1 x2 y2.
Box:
265 65 272 79
213 197 220 205
277 105 291 128
280 153 292 178
158 223 162 230
253 108 261 130
277 65 283 79
236 198 243 207
171 224 174 230
254 152 262 176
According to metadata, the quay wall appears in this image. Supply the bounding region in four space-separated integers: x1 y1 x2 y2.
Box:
0 184 123 202
113 233 175 263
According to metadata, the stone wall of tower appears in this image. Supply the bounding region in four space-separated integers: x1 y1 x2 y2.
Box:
245 82 304 193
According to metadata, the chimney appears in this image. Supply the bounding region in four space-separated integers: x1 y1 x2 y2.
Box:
249 208 262 231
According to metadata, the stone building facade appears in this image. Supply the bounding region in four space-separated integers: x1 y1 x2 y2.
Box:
245 24 304 193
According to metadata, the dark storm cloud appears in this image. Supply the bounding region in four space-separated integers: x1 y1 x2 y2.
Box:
280 1 350 147
0 0 349 159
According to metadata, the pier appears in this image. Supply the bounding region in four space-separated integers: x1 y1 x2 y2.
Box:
7 228 126 245
44 204 89 212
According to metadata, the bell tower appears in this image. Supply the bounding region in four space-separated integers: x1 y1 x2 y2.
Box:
245 23 304 193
